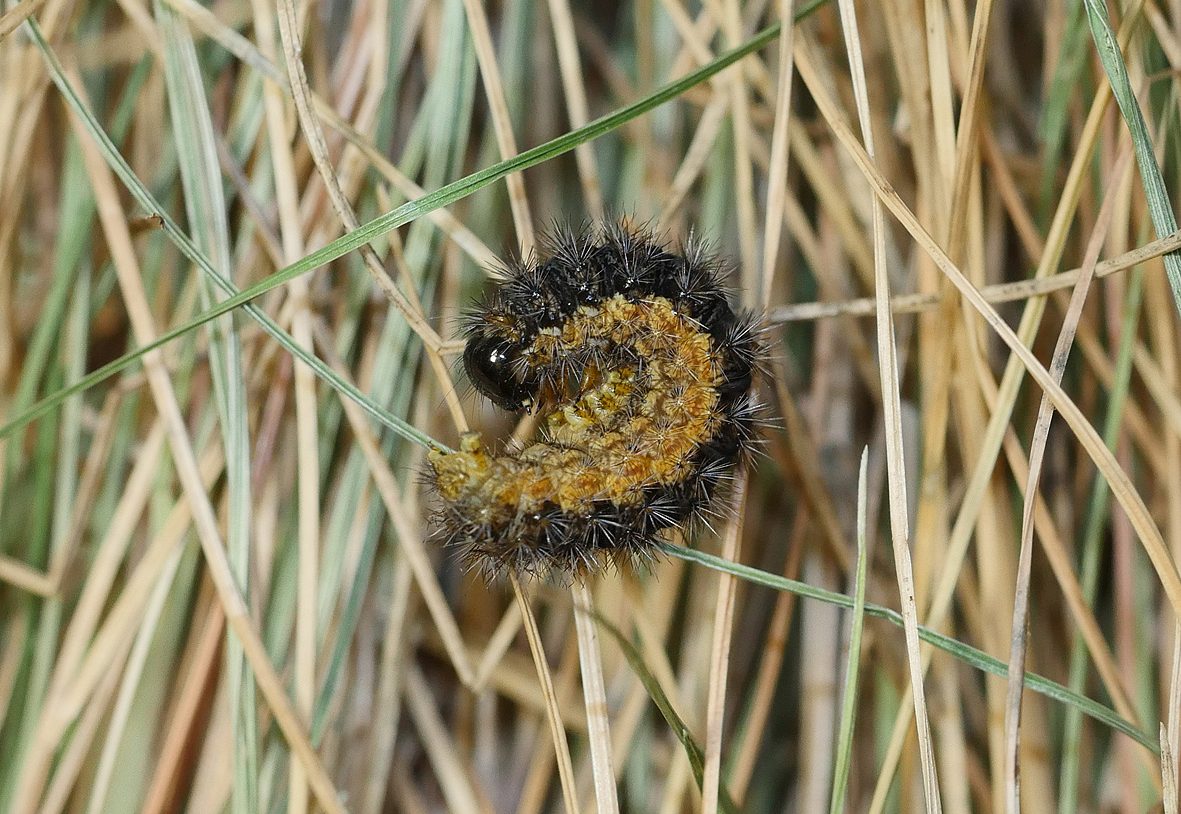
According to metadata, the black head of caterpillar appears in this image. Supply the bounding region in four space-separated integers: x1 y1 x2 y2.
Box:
429 222 766 580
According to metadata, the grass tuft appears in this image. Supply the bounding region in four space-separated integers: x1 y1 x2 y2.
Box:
4 1 1181 810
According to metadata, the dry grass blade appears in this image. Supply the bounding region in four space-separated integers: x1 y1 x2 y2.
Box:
361 551 413 814
945 0 996 251
510 576 578 814
81 540 184 814
139 603 225 814
1169 725 1181 814
274 0 413 322
760 0 796 308
657 91 729 230
1169 625 1181 810
717 0 760 294
702 470 748 814
404 665 486 814
0 0 45 39
833 1 941 807
1003 145 1132 812
462 0 535 252
471 602 524 692
769 228 1181 322
572 581 620 814
545 0 604 220
0 555 54 595
858 10 1150 799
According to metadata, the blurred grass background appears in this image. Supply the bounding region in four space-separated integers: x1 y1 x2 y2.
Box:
3 0 1181 811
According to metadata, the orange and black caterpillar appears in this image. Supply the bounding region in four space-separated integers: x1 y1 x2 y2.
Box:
428 222 764 578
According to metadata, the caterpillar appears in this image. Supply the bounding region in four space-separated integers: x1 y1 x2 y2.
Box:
428 222 764 579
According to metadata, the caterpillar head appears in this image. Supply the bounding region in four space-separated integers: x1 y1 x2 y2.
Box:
462 333 536 412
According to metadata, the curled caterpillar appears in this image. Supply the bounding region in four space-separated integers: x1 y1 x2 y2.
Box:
428 222 764 578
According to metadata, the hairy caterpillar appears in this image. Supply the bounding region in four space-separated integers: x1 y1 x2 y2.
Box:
428 223 764 578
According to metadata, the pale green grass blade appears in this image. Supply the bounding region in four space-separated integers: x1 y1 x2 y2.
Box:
829 448 869 814
660 543 1157 753
153 2 258 809
1083 0 1181 315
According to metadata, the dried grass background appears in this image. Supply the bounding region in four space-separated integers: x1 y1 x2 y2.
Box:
3 0 1181 811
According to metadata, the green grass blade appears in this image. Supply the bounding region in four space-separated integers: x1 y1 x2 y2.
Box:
1083 0 1181 316
829 448 869 814
592 613 740 814
659 542 1158 753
